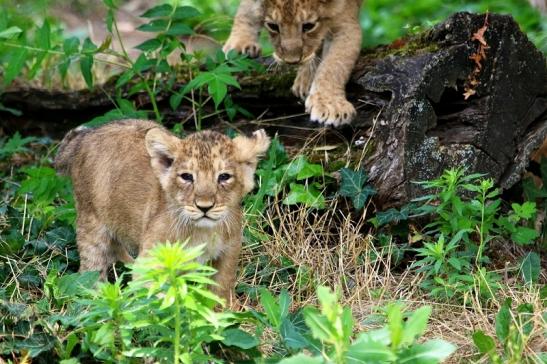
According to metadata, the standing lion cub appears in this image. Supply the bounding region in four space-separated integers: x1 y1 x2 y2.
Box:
223 0 362 126
55 120 270 305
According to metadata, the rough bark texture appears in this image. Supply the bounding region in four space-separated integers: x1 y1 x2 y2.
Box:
1 12 546 207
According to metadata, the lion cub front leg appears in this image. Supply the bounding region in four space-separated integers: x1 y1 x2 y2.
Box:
292 60 318 100
212 241 242 309
305 19 362 126
223 0 264 57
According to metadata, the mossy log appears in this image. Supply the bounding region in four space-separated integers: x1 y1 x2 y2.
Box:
1 12 546 207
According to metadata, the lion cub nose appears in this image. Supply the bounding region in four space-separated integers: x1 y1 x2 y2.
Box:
196 202 214 214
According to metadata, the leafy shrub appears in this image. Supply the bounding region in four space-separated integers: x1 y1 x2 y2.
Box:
379 168 541 300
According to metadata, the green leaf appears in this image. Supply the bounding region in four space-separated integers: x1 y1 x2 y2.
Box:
397 339 456 363
386 303 404 349
472 331 496 354
286 155 324 180
373 204 413 226
339 168 376 210
280 318 309 350
260 288 281 328
80 38 96 88
277 353 324 364
165 22 193 36
495 299 512 342
520 252 541 285
511 226 538 245
208 77 228 108
57 271 99 297
279 289 290 320
4 46 28 85
134 38 162 52
401 306 431 346
303 307 334 342
346 339 396 363
284 183 325 209
221 328 259 349
173 6 201 20
28 20 51 78
137 19 169 32
94 322 115 346
140 4 173 18
511 202 536 219
0 26 22 39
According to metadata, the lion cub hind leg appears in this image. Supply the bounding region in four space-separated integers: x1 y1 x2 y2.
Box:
222 0 264 57
76 213 122 279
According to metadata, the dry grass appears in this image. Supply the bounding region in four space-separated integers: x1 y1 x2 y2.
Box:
234 134 546 363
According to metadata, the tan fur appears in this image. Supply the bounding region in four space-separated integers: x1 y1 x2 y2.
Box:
223 0 362 126
55 120 270 306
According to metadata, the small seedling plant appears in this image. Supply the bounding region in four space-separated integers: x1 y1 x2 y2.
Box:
472 298 537 364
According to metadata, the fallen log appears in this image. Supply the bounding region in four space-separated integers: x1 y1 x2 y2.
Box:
1 12 546 207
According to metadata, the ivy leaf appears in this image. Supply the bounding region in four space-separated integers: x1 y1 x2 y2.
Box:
339 168 376 210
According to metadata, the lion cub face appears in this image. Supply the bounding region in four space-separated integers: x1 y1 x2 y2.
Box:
263 0 331 64
145 129 270 229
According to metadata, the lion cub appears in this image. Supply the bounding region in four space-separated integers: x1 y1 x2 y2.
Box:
223 0 362 126
55 120 270 305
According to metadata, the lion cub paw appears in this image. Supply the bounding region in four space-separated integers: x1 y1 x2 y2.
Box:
291 71 313 100
305 92 356 126
223 36 261 58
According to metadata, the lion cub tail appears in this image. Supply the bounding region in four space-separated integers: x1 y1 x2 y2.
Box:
54 125 90 176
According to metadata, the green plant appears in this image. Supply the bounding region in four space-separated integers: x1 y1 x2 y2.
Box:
407 168 541 300
276 287 456 363
246 137 329 215
0 132 37 160
472 298 539 364
77 242 231 364
0 2 261 126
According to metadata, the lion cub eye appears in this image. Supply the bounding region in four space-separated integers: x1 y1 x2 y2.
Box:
265 22 280 33
302 22 317 33
180 173 194 182
218 173 232 183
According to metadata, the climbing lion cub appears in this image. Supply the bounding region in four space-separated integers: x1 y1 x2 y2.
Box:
223 0 362 126
55 120 270 305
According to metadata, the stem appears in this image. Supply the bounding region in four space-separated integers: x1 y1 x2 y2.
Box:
110 7 162 122
173 272 181 364
475 188 486 266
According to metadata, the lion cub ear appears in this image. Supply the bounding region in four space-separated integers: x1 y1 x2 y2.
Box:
145 128 180 175
233 129 271 194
